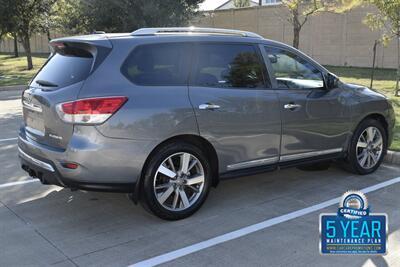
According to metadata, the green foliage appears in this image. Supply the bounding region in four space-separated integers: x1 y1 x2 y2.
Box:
50 0 88 34
234 0 251 8
364 0 400 96
63 0 204 33
364 0 400 45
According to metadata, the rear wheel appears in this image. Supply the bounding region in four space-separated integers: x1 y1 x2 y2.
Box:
345 119 387 174
141 142 211 220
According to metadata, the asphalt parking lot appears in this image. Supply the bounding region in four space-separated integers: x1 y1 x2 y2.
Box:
0 89 399 267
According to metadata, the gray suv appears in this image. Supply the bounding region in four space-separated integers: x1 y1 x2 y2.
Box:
18 27 395 220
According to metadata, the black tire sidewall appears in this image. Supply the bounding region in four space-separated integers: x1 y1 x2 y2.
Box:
141 142 212 220
348 119 387 175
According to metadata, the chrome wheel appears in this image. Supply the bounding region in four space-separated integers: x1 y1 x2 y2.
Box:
153 152 205 211
356 126 383 169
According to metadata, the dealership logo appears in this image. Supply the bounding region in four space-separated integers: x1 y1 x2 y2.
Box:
320 191 387 255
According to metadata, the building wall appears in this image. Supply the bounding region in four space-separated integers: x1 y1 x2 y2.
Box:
192 5 397 68
0 32 65 54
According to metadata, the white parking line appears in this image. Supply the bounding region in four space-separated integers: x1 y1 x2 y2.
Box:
0 137 18 143
129 176 400 267
0 179 38 189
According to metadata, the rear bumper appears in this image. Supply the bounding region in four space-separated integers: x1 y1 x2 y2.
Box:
18 126 157 192
20 154 135 192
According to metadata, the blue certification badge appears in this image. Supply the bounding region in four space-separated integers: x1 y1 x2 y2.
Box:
320 191 388 254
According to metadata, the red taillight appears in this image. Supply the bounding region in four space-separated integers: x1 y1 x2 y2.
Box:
56 96 128 124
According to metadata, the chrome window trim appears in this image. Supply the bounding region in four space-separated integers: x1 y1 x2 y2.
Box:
227 156 279 171
18 147 55 172
279 148 343 162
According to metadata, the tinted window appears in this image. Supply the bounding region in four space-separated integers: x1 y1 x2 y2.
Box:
32 48 93 88
265 47 324 89
192 44 267 88
121 43 190 86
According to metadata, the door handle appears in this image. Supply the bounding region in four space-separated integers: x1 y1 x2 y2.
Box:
284 103 302 110
199 103 220 110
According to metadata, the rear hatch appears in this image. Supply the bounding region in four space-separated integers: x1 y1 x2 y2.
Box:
22 38 112 149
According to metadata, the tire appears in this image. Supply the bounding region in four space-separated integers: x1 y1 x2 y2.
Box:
345 119 387 175
140 142 212 220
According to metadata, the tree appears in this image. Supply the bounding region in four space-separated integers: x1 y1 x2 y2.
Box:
50 0 88 35
234 0 251 8
4 0 55 70
364 0 400 96
72 0 204 33
281 0 361 49
0 0 18 57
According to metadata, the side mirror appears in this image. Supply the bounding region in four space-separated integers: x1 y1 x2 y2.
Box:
268 54 278 64
325 73 339 90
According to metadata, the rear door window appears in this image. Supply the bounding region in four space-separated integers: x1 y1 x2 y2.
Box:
32 46 93 88
191 43 268 88
121 43 191 86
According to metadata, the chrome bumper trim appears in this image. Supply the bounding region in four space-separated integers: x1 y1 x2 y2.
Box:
18 147 55 172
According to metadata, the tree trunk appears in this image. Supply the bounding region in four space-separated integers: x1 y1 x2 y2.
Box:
292 8 301 49
293 27 300 49
12 33 19 57
396 34 400 96
46 29 51 42
21 34 33 70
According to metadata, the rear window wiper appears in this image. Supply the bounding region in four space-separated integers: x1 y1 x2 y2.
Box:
35 80 58 87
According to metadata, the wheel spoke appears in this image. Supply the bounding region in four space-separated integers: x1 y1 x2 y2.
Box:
186 174 204 185
370 152 378 164
157 186 174 204
168 157 176 173
172 189 179 209
180 153 191 174
187 185 200 193
158 164 176 178
359 151 368 167
372 135 382 148
367 153 371 168
367 127 375 142
179 189 190 208
357 140 368 148
187 159 198 172
155 183 171 190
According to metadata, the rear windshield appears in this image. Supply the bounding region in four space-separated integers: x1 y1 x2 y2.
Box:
32 46 93 88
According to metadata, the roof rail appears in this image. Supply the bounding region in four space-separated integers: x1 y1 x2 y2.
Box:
131 27 263 39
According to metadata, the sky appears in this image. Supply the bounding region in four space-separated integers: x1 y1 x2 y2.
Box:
198 0 229 11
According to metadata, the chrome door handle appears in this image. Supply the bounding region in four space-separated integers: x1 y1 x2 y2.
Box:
199 103 220 110
284 103 302 110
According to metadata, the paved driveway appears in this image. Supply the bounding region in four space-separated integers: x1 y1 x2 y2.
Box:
0 90 399 267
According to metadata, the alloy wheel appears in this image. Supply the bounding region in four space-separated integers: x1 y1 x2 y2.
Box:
153 152 205 211
356 126 383 169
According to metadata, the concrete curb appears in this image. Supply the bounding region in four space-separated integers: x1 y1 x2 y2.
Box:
0 85 26 91
384 151 400 165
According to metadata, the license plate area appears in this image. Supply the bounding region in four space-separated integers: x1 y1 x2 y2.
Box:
25 109 45 136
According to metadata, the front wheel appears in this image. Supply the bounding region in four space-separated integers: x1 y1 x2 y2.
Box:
141 142 211 220
345 119 387 175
